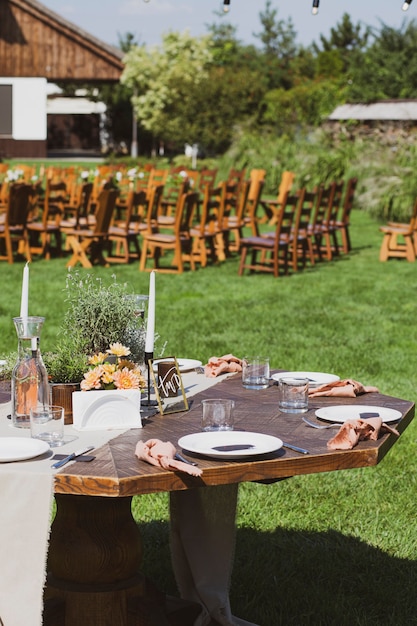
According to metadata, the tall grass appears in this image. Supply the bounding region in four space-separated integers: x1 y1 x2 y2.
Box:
10 130 417 223
0 208 416 625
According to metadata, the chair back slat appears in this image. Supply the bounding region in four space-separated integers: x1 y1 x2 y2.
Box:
7 183 36 227
176 192 199 236
94 189 119 235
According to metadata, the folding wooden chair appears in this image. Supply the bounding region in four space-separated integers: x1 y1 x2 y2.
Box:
27 179 66 259
189 184 222 267
238 191 298 277
106 189 149 263
0 183 37 263
334 177 358 254
379 197 417 262
260 170 295 224
65 189 119 268
318 180 344 260
139 191 199 273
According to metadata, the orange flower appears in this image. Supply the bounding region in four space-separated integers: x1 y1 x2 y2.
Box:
81 368 103 391
112 367 142 389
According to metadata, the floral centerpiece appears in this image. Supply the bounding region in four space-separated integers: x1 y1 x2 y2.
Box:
72 342 146 431
81 343 146 391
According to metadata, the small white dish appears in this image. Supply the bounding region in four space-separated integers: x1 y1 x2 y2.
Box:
153 358 202 373
315 404 402 424
178 431 283 460
271 371 340 388
0 437 50 462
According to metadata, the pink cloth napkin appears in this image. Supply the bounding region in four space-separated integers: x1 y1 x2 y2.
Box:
135 439 202 477
327 416 400 450
309 379 379 398
204 354 242 378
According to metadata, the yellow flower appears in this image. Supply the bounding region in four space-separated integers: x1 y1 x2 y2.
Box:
88 352 107 366
107 343 131 358
101 363 116 385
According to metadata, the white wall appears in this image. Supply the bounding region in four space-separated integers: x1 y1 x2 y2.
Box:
0 77 47 140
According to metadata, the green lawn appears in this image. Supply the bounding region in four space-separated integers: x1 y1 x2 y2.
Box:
1 209 416 625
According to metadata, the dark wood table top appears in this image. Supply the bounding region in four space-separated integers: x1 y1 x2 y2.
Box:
54 373 415 497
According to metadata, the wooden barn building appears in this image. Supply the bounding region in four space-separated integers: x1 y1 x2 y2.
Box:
0 0 124 158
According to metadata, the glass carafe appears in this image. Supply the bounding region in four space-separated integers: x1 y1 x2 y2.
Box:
11 316 49 428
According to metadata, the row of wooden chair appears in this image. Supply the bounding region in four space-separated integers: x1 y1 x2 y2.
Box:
238 178 358 277
0 166 357 274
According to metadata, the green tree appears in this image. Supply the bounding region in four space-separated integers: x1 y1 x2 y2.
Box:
122 31 214 150
347 21 417 101
313 12 371 81
253 0 298 90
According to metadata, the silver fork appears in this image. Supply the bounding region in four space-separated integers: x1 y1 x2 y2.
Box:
302 416 340 429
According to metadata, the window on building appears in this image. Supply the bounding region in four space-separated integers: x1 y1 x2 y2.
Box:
0 85 13 136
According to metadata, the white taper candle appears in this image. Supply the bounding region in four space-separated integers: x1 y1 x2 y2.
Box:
145 271 155 353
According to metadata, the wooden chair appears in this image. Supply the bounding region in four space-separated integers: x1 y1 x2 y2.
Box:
244 178 265 237
27 179 66 259
139 191 199 273
379 197 417 262
196 169 218 194
218 179 251 254
65 189 119 268
135 184 166 236
60 182 94 233
106 189 149 264
260 187 315 272
189 184 222 267
260 170 295 225
334 177 358 254
147 168 169 190
158 180 190 228
318 180 343 261
238 191 298 277
0 183 37 263
290 188 317 271
308 182 338 261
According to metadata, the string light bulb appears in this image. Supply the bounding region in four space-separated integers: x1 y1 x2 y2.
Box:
402 0 412 10
312 0 319 15
223 0 230 13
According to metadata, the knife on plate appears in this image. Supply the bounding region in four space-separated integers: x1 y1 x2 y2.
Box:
52 446 95 469
212 444 255 451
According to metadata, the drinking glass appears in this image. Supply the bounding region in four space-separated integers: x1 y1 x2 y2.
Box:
279 377 309 413
201 399 235 431
242 356 270 390
30 405 65 446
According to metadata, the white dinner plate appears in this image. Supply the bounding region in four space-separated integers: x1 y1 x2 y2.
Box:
315 405 402 424
178 431 283 460
0 437 50 463
271 371 340 388
153 358 202 373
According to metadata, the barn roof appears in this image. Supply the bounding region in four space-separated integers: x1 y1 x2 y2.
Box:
0 0 124 81
329 100 417 121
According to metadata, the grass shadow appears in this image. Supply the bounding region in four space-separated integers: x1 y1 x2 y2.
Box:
138 520 417 626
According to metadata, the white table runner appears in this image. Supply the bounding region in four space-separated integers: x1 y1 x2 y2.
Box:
0 371 237 626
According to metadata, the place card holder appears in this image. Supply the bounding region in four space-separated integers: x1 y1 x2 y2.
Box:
149 357 189 415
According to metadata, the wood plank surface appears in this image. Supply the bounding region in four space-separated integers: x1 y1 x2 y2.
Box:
54 372 415 497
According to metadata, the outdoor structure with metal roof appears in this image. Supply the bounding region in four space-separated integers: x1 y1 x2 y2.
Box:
329 101 417 121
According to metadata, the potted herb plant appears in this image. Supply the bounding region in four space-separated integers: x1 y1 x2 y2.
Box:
46 271 148 422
